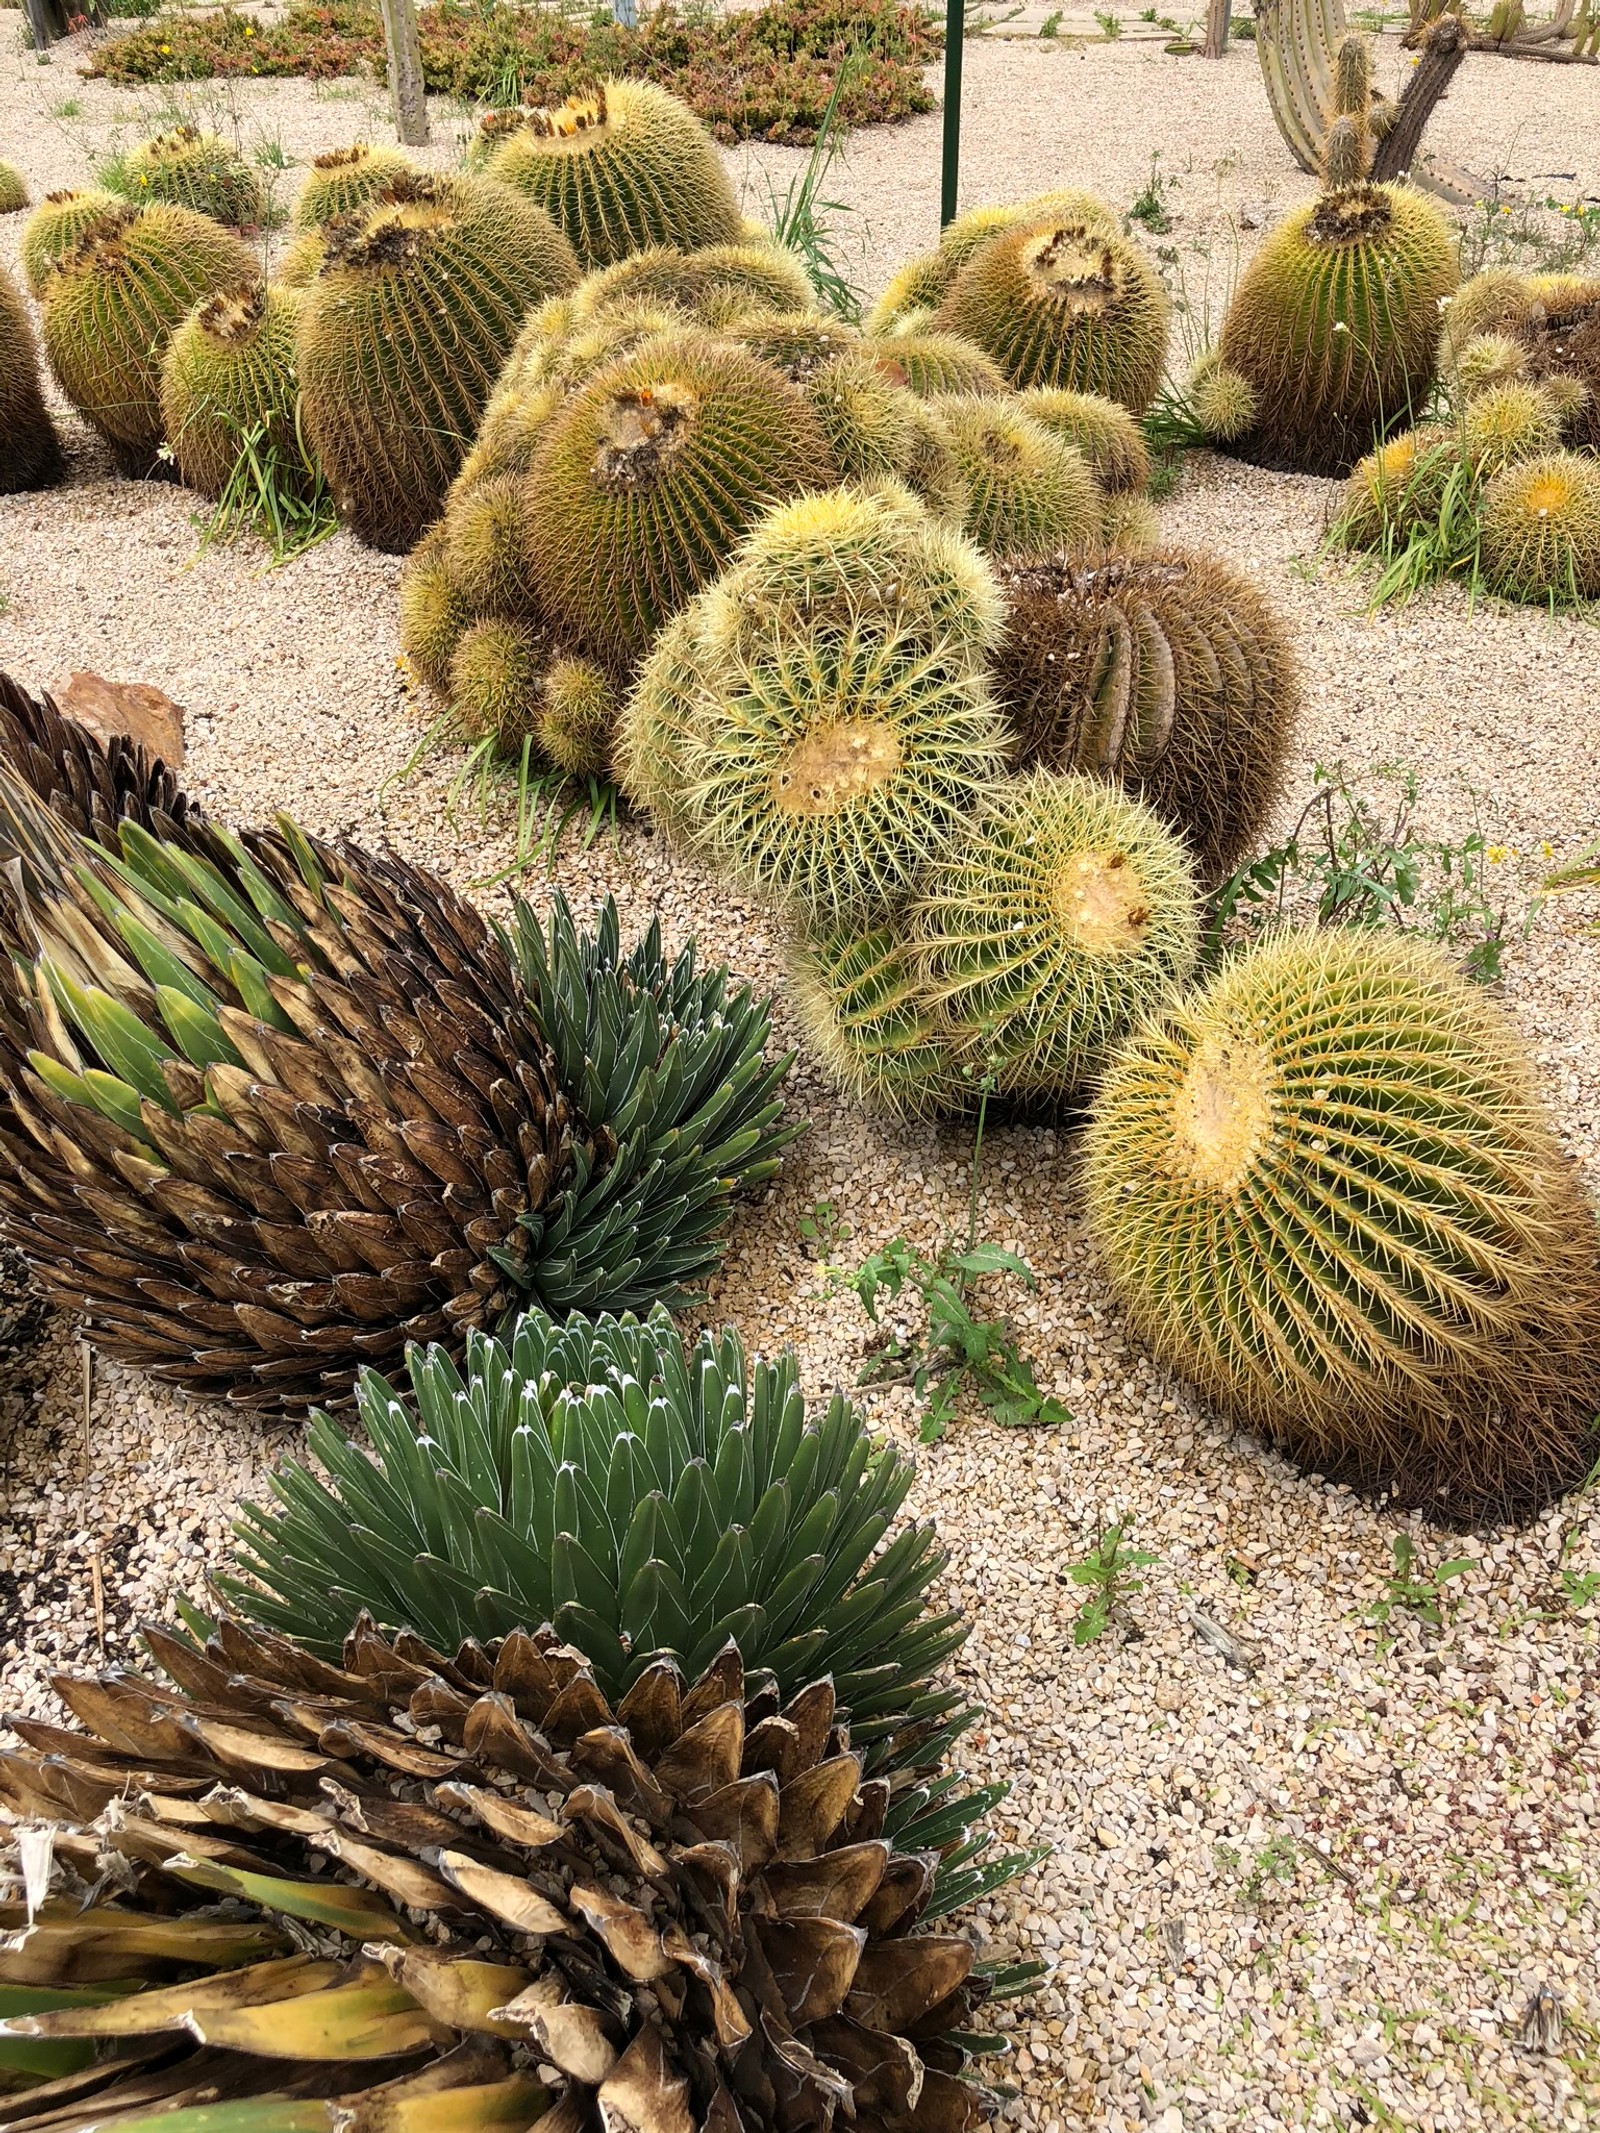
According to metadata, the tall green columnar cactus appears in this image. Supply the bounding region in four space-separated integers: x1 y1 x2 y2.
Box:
296 173 580 552
486 79 743 269
0 263 65 495
39 202 257 476
1215 182 1458 476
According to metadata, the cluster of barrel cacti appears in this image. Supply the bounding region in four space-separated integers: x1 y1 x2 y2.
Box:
401 180 1175 781
1331 267 1600 602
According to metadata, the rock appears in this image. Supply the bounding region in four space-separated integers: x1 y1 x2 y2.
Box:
51 671 186 767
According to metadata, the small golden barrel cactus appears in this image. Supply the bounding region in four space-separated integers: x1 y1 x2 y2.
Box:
486 78 742 268
525 331 837 669
442 470 538 619
1479 450 1600 603
39 201 257 475
1460 378 1561 476
19 186 127 296
296 172 579 551
537 656 617 776
1337 422 1459 550
788 919 964 1120
653 485 1011 920
567 239 816 331
803 350 921 484
865 330 1008 399
0 262 64 495
118 124 264 227
1019 386 1151 494
1512 279 1600 451
0 159 28 215
917 767 1200 1098
933 208 1171 413
159 279 308 502
865 188 1121 332
1186 349 1258 442
291 141 415 230
448 615 549 752
1216 182 1459 476
1083 929 1600 1520
1448 330 1527 400
991 551 1302 884
925 394 1102 560
398 522 474 695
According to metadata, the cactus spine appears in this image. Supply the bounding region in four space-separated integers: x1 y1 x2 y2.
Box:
1083 929 1600 1521
485 80 742 268
159 280 308 501
292 143 415 230
0 262 65 494
296 173 579 551
117 126 264 228
19 188 123 297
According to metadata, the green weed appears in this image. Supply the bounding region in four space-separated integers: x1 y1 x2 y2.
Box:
1061 1519 1157 1644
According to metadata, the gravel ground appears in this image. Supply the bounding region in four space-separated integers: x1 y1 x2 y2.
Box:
4 19 1600 2133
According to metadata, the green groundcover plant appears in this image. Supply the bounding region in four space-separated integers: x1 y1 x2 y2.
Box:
87 0 940 146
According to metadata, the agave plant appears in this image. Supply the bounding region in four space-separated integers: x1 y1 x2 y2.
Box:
0 669 194 844
226 1305 969 1774
0 719 794 1411
0 1614 1040 2131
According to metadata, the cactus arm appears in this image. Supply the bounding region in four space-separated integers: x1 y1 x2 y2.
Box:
1255 0 1342 173
1370 13 1471 182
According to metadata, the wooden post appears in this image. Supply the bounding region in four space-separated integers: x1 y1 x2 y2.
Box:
378 0 430 147
1203 0 1232 56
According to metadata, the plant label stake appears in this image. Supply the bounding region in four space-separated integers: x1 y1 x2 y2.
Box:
941 0 965 227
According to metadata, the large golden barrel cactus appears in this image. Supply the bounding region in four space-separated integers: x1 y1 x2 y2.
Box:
0 261 64 495
567 238 817 331
159 278 309 502
991 550 1302 882
525 330 837 670
1084 929 1600 1521
17 185 122 296
1216 182 1459 476
38 201 257 474
1479 450 1600 603
486 78 743 268
933 207 1171 412
641 485 1010 922
297 172 580 551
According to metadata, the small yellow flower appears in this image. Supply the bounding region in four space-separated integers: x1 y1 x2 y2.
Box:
1485 844 1516 864
244 22 254 33
159 40 171 51
1541 840 1554 859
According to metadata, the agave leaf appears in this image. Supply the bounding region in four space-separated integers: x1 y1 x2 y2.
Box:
0 1955 343 2039
0 1915 286 1987
46 963 177 1111
159 1859 416 1944
157 984 247 1073
377 1951 531 2041
342 2069 552 2133
186 1969 437 2060
84 2103 334 2133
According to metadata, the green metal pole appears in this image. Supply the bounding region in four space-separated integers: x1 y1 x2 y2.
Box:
940 0 964 227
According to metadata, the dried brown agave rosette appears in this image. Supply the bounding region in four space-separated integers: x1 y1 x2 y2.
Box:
0 1617 1037 2132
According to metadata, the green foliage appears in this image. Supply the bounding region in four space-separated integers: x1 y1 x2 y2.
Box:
1084 927 1600 1521
87 0 940 147
759 55 865 321
836 1235 1070 1442
191 410 337 566
1367 1534 1476 1648
226 1301 971 1770
1206 762 1519 983
797 1195 852 1258
485 78 741 269
1126 152 1172 234
1062 1519 1157 1645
